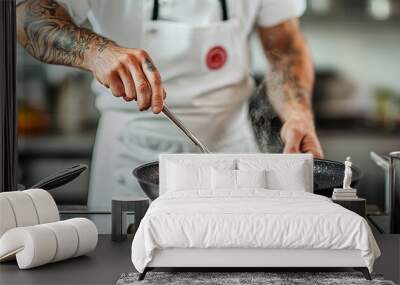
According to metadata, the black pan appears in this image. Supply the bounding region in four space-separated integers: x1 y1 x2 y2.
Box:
132 159 362 200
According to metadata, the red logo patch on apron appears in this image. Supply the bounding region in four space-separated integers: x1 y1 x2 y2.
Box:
205 46 227 70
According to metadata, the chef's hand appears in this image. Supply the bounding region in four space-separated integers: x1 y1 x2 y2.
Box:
88 44 164 114
280 112 324 159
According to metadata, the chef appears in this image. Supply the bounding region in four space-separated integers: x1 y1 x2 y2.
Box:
16 0 323 210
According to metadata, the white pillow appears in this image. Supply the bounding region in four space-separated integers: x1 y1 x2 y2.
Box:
238 158 310 192
211 169 268 191
167 162 212 191
211 169 236 190
267 167 307 192
236 169 267 189
165 159 235 192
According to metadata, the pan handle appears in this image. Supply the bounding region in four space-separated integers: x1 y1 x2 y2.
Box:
30 164 87 191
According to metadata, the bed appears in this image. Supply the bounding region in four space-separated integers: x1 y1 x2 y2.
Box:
131 154 380 280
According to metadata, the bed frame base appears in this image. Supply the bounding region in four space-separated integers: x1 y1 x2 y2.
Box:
354 267 372 280
138 268 149 281
138 267 371 281
137 248 371 281
138 267 157 281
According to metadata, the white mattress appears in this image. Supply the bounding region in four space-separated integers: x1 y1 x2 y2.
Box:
131 190 380 273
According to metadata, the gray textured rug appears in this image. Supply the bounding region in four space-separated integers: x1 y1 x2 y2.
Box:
116 272 396 285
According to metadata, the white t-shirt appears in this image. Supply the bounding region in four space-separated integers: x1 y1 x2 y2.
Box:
25 0 306 111
56 0 305 44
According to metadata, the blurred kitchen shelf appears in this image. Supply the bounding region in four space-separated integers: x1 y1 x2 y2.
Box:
58 205 110 215
18 132 96 158
18 134 95 205
302 14 400 24
317 124 400 136
304 0 400 24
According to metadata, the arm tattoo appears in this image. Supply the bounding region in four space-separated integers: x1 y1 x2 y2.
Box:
263 30 313 113
19 0 114 67
144 58 156 72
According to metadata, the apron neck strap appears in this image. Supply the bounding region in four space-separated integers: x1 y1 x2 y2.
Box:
152 0 229 21
220 0 228 21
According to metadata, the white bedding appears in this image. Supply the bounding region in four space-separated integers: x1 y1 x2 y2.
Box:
131 190 380 273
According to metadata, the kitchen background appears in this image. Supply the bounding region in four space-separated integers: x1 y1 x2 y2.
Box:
17 0 399 233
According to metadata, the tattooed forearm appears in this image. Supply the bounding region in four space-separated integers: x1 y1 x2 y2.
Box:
17 0 115 69
258 20 314 119
268 40 311 105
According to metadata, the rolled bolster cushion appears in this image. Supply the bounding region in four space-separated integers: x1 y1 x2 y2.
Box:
0 196 17 237
0 189 59 239
0 218 98 269
65 218 98 257
0 225 57 268
24 189 59 224
0 191 39 228
42 221 79 263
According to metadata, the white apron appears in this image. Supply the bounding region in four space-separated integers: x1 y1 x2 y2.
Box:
88 0 259 211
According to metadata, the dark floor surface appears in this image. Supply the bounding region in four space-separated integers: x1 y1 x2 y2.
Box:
1 234 399 285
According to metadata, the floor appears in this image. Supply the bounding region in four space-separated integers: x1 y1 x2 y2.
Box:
0 234 399 285
0 236 132 285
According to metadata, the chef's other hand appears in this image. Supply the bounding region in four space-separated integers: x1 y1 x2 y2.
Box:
280 112 324 159
89 44 164 113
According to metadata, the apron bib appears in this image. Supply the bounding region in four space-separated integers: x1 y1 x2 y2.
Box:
139 0 256 147
88 0 259 211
